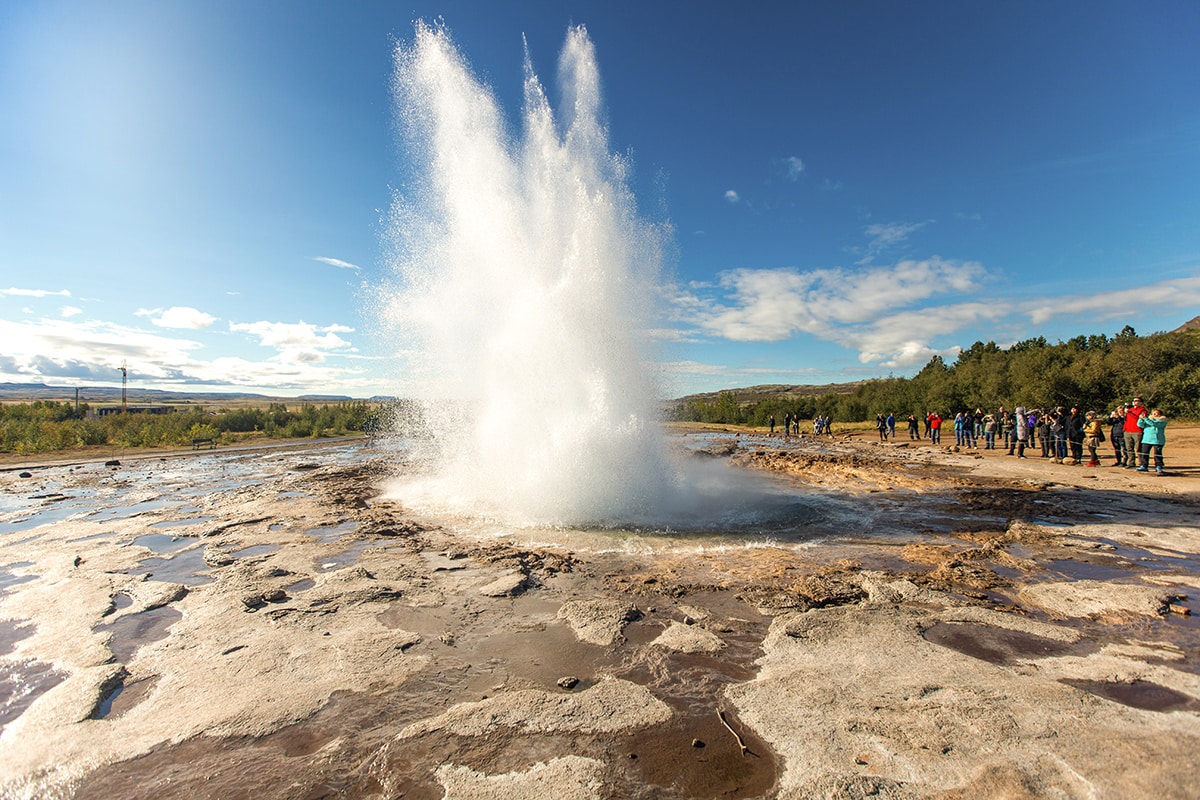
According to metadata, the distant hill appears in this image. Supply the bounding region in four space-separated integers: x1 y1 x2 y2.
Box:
0 382 356 404
1173 315 1200 333
672 382 863 405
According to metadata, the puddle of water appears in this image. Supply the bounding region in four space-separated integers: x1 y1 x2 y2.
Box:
923 622 1087 665
0 502 89 535
93 675 159 720
1044 558 1136 582
0 563 37 594
0 658 65 730
286 578 316 593
277 491 307 500
124 550 212 586
306 520 359 543
130 533 195 555
1061 679 1198 712
316 541 401 571
97 606 183 663
0 618 35 656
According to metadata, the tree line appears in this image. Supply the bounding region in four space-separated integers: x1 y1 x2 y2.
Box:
0 401 385 455
668 326 1200 426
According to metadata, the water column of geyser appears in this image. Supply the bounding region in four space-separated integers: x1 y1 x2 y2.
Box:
384 23 680 527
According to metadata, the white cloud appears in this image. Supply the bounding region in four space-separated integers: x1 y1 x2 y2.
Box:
691 258 987 344
60 306 83 318
0 317 369 394
229 320 354 364
672 258 993 366
136 306 218 329
314 256 361 272
724 190 740 203
2 287 71 298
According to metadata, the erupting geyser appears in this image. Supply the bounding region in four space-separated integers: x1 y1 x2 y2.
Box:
383 23 678 526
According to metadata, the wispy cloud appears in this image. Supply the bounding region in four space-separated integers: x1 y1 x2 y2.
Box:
136 306 218 330
60 306 83 318
1024 276 1200 326
783 156 804 180
856 221 929 265
724 190 740 204
2 287 71 298
314 256 362 272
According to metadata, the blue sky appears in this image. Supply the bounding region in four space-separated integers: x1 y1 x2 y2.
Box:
2 1 1198 398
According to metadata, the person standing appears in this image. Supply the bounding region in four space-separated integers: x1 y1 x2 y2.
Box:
1035 412 1050 458
1123 398 1148 470
1049 407 1067 462
1013 406 1029 458
876 413 888 441
907 414 919 440
1109 405 1127 466
1083 411 1104 466
769 415 776 436
929 412 942 444
1067 407 1085 463
983 413 996 449
887 413 896 439
1137 408 1168 474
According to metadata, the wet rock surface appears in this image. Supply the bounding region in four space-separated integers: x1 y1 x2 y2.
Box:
0 434 1198 798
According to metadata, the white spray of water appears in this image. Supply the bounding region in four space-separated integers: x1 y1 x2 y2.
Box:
383 23 681 527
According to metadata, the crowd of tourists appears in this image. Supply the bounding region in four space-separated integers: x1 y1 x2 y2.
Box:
874 398 1168 474
770 413 835 437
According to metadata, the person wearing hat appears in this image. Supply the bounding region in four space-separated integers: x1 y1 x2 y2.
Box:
1083 411 1104 466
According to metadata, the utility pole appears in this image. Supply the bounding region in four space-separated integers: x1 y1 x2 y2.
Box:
75 387 80 419
119 362 128 413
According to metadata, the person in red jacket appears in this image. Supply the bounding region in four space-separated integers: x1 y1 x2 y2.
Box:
928 412 943 445
1121 397 1148 469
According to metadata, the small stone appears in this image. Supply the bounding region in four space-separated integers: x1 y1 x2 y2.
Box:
479 572 527 597
691 739 705 748
557 676 579 690
203 548 235 568
262 589 287 603
1168 603 1191 616
18 471 32 478
628 753 638 760
240 594 267 611
854 753 869 765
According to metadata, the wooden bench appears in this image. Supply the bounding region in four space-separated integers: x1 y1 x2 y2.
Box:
191 438 216 450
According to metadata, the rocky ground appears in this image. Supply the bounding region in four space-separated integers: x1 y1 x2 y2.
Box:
0 429 1198 799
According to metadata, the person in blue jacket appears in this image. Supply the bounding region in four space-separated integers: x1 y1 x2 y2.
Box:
1137 408 1168 474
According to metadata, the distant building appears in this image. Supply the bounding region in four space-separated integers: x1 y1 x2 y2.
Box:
91 405 176 418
